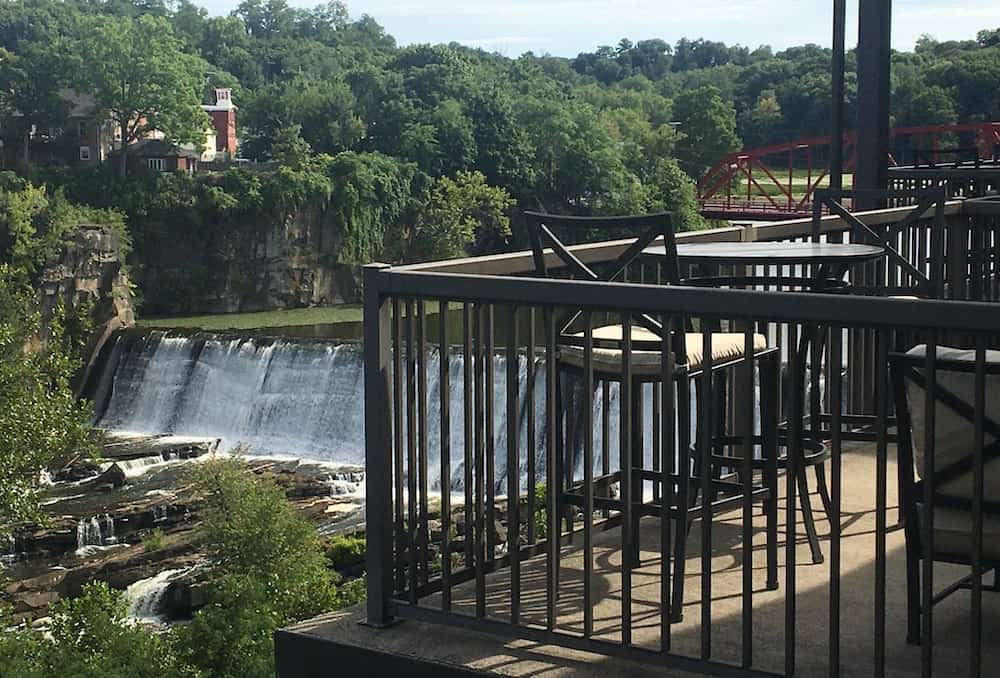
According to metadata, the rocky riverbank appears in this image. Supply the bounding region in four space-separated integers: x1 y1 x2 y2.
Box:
2 433 366 625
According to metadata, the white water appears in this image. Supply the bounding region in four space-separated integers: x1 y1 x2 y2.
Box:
75 514 118 555
125 567 190 624
93 332 740 495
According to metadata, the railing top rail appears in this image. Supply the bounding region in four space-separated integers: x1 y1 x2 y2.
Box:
369 266 1000 335
394 201 966 276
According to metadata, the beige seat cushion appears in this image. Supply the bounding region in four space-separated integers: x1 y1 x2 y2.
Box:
905 344 1000 560
557 324 768 375
926 505 1000 561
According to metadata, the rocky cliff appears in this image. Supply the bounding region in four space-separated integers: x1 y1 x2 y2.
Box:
35 223 135 389
137 205 361 316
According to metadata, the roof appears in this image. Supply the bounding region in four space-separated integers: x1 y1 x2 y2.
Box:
124 139 201 160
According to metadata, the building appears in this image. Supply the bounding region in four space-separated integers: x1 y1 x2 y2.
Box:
1 87 238 169
116 139 201 175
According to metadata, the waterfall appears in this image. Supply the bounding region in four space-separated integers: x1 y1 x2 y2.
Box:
91 330 752 496
125 567 190 624
76 514 118 555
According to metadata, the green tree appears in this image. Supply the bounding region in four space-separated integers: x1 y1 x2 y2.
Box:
172 457 339 678
673 85 741 178
0 266 96 537
0 40 73 165
388 170 514 262
646 157 707 231
80 14 209 176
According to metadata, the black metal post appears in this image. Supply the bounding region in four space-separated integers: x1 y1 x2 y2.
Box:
831 0 847 191
363 263 395 627
855 0 892 208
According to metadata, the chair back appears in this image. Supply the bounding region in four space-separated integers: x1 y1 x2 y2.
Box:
812 188 947 298
890 345 1000 513
523 210 684 359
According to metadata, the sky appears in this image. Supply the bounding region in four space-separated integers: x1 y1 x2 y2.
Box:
198 0 1000 57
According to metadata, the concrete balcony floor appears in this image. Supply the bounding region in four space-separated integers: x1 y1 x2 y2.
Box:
279 441 1000 677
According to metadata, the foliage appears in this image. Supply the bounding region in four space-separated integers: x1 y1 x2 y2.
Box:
325 533 366 572
140 528 166 551
0 266 96 537
0 584 195 678
172 456 338 678
80 14 210 175
673 85 741 178
387 170 514 263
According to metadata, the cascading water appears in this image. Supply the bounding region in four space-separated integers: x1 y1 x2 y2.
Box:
125 567 191 624
76 514 118 555
91 330 745 495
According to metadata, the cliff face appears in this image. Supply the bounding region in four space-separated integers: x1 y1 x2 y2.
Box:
136 206 361 316
36 223 135 388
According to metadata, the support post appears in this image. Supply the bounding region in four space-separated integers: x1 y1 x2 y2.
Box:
855 0 892 208
364 263 395 627
830 0 847 191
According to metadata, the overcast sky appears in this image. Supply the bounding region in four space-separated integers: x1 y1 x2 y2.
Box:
199 0 1000 57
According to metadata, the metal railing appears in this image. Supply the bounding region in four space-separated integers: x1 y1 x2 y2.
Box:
362 200 1000 677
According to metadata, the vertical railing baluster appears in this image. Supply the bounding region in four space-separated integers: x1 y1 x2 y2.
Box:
507 305 521 624
621 313 633 647
660 315 675 653
971 338 986 678
474 304 486 618
545 305 558 631
921 337 937 677
699 323 714 660
741 327 754 669
406 300 418 603
417 301 429 587
602 380 611 518
829 325 843 678
363 264 393 626
392 298 405 594
583 311 594 638
527 308 537 545
786 321 801 677
462 304 474 569
439 301 452 612
875 329 888 678
486 306 496 560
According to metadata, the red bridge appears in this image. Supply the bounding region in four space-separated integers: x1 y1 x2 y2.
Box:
697 122 1000 220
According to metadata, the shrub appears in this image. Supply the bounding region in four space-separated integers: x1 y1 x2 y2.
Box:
325 534 365 574
140 528 166 552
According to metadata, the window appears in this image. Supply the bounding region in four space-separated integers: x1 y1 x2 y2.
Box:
77 121 87 138
146 158 166 172
79 146 91 161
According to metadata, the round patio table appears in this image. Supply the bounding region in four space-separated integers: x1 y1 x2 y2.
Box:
641 239 886 564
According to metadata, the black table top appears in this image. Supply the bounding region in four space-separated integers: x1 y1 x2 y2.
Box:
642 241 885 264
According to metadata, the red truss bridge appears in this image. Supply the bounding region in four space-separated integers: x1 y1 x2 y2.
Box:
697 122 1000 220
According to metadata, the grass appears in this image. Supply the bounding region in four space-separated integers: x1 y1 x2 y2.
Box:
137 305 364 330
141 528 167 552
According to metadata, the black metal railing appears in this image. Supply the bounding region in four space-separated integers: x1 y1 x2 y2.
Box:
362 201 1000 678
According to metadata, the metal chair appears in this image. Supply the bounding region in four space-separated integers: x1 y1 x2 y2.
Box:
891 345 1000 645
524 210 781 621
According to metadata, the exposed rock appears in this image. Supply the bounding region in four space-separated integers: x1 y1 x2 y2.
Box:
94 463 126 491
33 223 134 391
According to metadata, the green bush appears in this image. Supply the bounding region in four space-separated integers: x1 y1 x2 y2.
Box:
325 534 365 574
0 584 195 678
171 457 338 678
140 528 166 552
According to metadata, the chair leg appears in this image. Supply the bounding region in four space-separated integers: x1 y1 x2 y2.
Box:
904 519 921 645
796 465 825 565
815 462 834 519
761 353 780 590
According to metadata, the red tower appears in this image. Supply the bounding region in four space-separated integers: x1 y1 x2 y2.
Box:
203 88 237 159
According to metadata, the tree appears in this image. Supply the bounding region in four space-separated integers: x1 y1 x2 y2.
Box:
80 14 209 176
647 157 707 232
172 457 339 678
0 266 96 537
0 583 193 677
0 40 73 165
673 85 741 178
388 170 514 262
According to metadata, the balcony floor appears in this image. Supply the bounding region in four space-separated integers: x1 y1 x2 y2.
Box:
279 441 1000 677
